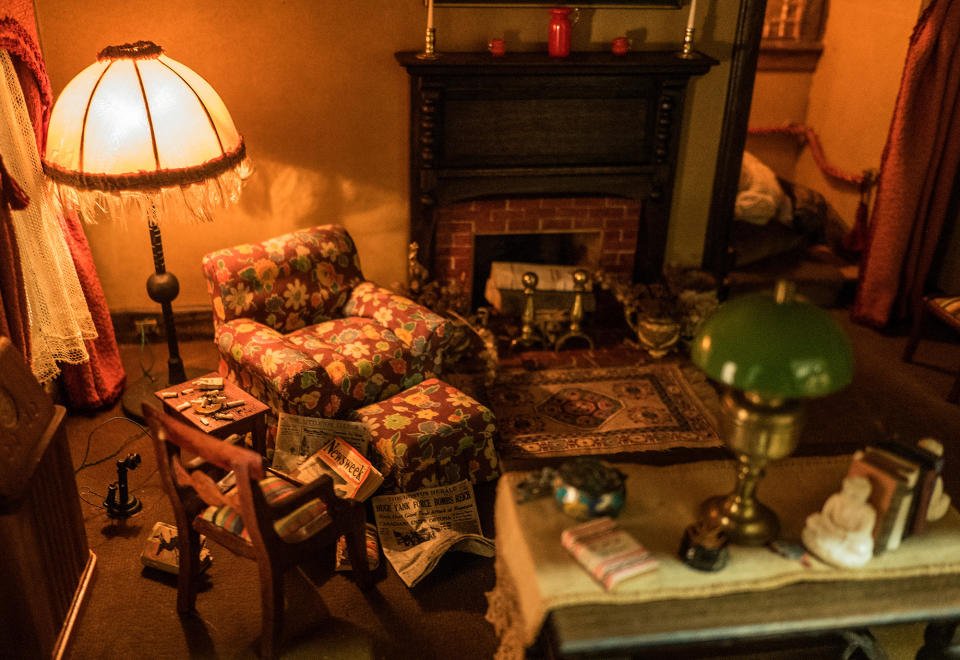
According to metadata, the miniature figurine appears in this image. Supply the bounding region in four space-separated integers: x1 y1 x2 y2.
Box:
678 519 729 572
918 438 951 522
801 475 876 568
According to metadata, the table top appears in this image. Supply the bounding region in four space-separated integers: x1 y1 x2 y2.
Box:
153 372 268 437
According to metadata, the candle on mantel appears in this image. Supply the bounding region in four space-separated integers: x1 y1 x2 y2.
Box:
427 0 435 30
686 0 698 31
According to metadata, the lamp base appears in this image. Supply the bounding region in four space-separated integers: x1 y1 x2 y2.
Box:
121 367 209 424
700 493 780 546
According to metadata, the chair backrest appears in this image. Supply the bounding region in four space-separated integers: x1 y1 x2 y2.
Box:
143 403 267 540
201 224 366 332
143 404 350 557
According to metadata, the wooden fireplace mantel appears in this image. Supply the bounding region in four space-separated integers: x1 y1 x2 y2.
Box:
395 50 717 282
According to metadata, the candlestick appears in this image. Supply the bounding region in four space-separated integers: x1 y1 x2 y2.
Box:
417 0 440 60
678 0 698 59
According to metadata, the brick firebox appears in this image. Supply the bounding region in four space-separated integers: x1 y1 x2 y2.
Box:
433 196 641 307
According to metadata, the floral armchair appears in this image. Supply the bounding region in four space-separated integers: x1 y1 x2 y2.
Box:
201 225 449 420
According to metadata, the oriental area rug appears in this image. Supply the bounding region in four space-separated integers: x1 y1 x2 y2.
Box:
487 363 721 460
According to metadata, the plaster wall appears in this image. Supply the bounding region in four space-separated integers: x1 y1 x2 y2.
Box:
747 1 922 229
35 0 738 313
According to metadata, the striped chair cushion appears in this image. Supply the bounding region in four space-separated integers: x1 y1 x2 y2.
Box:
930 296 960 323
200 476 330 544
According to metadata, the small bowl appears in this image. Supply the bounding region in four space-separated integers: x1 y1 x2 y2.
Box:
553 458 626 520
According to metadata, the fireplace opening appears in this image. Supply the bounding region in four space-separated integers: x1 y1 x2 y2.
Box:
432 197 641 313
472 232 600 310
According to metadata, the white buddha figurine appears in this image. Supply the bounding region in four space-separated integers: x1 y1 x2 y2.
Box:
802 475 876 568
918 438 951 522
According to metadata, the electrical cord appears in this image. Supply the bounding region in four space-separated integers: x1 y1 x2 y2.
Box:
138 322 156 380
74 415 151 474
74 415 161 513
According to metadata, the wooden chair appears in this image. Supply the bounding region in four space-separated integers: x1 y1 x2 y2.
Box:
902 294 960 403
142 404 372 659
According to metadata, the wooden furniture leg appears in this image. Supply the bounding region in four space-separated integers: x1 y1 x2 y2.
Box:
176 525 202 614
260 562 283 660
903 298 929 363
917 619 960 659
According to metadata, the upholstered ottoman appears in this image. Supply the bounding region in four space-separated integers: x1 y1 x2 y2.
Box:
351 378 500 492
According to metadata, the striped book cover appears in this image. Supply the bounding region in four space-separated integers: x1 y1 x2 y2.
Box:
561 517 658 591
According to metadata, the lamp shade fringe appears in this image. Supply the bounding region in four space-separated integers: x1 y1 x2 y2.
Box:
47 156 252 225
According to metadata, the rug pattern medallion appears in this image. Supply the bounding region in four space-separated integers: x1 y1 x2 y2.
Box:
490 363 720 459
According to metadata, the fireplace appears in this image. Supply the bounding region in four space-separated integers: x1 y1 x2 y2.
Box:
434 196 639 309
396 50 717 301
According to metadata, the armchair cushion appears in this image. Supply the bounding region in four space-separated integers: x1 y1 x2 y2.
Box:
202 225 451 421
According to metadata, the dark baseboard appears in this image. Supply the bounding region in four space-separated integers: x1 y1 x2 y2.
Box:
112 309 214 345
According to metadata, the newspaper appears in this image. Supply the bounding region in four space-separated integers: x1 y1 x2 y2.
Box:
140 521 211 575
372 480 495 587
273 412 372 473
288 436 383 501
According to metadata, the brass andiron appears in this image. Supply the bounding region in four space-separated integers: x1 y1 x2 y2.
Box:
555 269 594 351
510 271 547 351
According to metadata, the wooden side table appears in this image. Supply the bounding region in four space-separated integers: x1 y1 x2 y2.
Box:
153 372 269 455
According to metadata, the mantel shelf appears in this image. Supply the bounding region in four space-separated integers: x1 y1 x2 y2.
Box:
395 50 718 75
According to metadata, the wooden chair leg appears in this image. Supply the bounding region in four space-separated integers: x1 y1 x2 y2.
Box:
259 562 284 660
176 526 201 614
903 300 930 363
345 502 372 590
949 369 960 404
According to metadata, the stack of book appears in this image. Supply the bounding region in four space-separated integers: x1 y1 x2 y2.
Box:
846 439 945 554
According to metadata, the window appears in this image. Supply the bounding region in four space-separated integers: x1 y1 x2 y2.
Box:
759 0 827 71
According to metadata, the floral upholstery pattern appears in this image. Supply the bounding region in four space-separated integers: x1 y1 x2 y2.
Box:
202 225 450 420
352 378 501 492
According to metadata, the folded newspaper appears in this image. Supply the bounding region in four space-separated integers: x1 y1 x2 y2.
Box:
270 411 382 501
288 436 383 501
273 412 372 473
372 480 494 588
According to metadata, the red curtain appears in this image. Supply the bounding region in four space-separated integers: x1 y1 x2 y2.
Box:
1 1 126 408
853 0 960 327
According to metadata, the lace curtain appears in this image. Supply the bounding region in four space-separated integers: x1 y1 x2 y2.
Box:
0 50 94 382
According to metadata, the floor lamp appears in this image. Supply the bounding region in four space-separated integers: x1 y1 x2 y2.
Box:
42 41 251 421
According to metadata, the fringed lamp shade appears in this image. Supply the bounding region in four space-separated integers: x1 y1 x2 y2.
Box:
41 40 251 421
43 41 250 223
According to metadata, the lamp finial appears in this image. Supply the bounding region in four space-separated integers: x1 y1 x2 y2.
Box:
97 41 163 61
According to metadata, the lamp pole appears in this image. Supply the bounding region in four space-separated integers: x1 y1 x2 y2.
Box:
144 206 186 386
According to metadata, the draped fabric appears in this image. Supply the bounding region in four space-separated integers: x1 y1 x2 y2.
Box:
0 154 28 358
0 51 96 381
0 1 125 407
852 0 960 327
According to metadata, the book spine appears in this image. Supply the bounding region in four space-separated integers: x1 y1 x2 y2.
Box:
846 452 911 552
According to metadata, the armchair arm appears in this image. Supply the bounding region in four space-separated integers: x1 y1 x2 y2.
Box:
344 281 450 374
214 319 329 415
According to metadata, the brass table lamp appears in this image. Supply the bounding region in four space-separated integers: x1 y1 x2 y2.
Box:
690 280 853 545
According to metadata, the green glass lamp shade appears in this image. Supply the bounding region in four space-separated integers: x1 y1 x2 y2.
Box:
690 281 853 399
